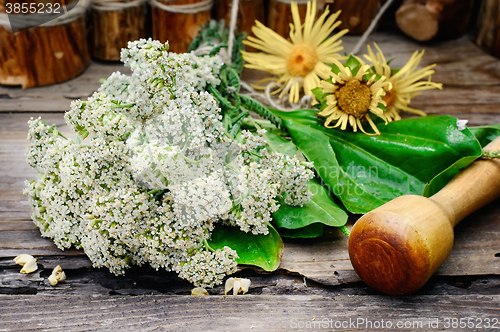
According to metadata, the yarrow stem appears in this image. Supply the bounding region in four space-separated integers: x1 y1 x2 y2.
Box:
340 225 350 237
203 238 216 253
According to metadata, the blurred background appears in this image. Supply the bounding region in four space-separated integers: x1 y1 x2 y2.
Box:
0 0 495 88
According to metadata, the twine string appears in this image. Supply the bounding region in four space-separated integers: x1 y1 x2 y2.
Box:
226 0 239 61
350 0 395 55
148 0 212 14
91 0 146 11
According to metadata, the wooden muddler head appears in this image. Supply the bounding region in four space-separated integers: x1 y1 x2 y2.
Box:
348 136 500 295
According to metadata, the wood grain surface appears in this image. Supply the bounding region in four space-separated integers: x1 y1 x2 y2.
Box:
1 294 500 331
151 0 212 53
89 5 147 61
1 32 500 329
0 15 90 88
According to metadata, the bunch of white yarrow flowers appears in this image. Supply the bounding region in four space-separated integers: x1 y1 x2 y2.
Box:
24 39 313 287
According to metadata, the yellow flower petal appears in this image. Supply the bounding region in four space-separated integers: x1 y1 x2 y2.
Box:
241 0 346 103
13 254 36 266
224 277 251 295
191 287 210 295
20 258 38 274
363 43 442 117
48 265 66 286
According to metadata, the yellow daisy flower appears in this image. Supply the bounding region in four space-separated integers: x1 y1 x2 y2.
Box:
363 43 443 121
317 58 391 135
241 0 348 104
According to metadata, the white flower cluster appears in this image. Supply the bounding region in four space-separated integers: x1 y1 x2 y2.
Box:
24 39 313 287
178 246 238 288
225 130 314 235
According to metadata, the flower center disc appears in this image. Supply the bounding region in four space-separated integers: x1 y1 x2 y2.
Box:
286 43 318 77
335 80 372 119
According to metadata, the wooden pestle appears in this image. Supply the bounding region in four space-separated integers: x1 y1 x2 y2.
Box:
348 136 500 295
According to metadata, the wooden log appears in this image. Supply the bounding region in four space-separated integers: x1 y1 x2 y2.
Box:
325 0 384 35
473 0 500 59
267 0 326 40
0 0 90 88
215 0 265 36
89 1 147 61
395 0 475 42
151 0 212 53
215 0 264 52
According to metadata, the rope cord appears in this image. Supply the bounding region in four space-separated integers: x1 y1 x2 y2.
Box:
91 0 146 11
350 0 395 55
147 0 212 14
226 0 239 61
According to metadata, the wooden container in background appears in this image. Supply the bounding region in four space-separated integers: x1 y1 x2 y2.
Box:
215 0 265 36
151 0 212 53
473 0 500 59
90 0 147 61
0 0 90 88
395 0 475 42
267 0 326 39
326 0 384 35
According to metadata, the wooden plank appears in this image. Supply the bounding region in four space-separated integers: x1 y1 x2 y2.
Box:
0 63 131 112
1 33 500 299
1 112 500 281
280 200 500 286
2 33 500 113
0 294 499 331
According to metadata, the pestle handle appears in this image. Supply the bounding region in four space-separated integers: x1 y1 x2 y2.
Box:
430 136 500 227
348 135 500 295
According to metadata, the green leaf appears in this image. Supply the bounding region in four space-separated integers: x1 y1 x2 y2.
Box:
207 84 236 113
226 67 240 93
277 223 324 238
272 109 482 214
311 87 325 105
423 154 479 197
240 95 283 129
331 63 341 75
345 55 361 72
264 130 303 158
272 178 348 234
469 124 500 148
264 131 347 237
208 224 283 271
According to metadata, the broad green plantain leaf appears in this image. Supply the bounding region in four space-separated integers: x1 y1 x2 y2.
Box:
264 130 304 159
423 154 479 197
208 224 283 271
265 131 348 237
276 223 325 238
272 178 348 237
272 109 482 214
425 123 500 196
469 124 500 147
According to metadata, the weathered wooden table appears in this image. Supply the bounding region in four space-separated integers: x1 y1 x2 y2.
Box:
1 32 500 331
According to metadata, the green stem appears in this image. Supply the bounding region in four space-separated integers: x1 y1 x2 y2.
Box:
181 154 200 165
246 114 262 131
340 225 350 237
203 238 216 253
147 189 163 195
111 103 135 109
